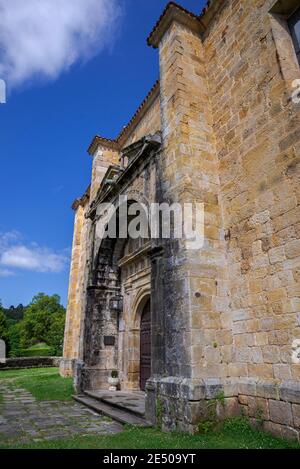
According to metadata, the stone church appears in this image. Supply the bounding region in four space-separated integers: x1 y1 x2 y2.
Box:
61 0 300 438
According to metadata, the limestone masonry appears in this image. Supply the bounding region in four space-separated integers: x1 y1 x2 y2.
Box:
61 0 300 439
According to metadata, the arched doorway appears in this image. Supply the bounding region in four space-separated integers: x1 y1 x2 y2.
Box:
140 299 151 391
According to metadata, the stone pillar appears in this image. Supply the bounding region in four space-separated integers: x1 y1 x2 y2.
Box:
147 4 230 431
60 196 90 377
90 144 120 202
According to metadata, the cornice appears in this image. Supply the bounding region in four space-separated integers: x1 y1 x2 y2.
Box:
147 2 204 49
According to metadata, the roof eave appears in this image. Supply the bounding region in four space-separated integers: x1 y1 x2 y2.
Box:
147 2 205 49
72 185 90 211
87 136 120 156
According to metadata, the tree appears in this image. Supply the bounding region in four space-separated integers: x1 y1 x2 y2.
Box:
0 306 8 342
5 304 24 322
6 322 22 357
20 293 66 356
0 301 9 357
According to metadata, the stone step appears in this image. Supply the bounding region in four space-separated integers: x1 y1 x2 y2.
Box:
84 390 145 418
73 395 151 427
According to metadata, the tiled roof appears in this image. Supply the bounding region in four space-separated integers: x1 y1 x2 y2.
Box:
88 136 120 155
88 80 160 155
88 1 222 155
147 2 200 46
72 185 90 210
117 80 160 146
200 1 214 18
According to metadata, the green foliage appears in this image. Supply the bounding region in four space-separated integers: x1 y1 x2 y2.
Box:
0 306 8 344
156 396 162 429
198 420 218 434
6 322 22 357
4 304 24 322
197 392 226 434
111 370 118 378
0 294 66 357
20 293 66 356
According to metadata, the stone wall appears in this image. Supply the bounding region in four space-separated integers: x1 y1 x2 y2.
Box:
62 0 300 440
206 0 300 382
123 95 161 147
145 0 300 440
146 377 300 440
0 357 62 370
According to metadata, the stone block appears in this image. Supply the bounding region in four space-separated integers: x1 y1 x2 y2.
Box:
279 381 300 404
292 404 300 429
269 247 286 264
285 240 300 260
273 364 292 381
204 379 223 399
254 332 268 346
248 364 274 379
248 397 269 420
263 421 283 439
216 397 241 420
256 381 280 400
238 395 249 406
222 378 239 397
269 400 293 426
262 346 280 364
281 426 299 442
185 400 211 425
291 365 300 380
238 378 257 396
228 363 248 378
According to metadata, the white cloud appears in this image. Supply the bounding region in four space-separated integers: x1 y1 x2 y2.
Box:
0 268 16 278
0 231 69 274
0 0 122 88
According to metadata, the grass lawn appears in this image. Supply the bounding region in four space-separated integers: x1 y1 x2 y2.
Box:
0 367 73 401
0 368 299 449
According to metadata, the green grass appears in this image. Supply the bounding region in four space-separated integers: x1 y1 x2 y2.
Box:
0 368 299 449
21 342 54 357
0 367 73 401
1 419 300 449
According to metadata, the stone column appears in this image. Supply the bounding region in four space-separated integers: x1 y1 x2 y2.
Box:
60 196 89 377
90 143 120 202
147 4 230 431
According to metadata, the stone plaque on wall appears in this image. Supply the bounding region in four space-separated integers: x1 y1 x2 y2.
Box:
104 336 115 346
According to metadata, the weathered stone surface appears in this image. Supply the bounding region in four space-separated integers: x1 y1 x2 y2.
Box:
263 421 284 439
292 404 300 429
0 383 123 444
60 0 300 437
280 382 300 404
269 400 293 426
216 397 241 420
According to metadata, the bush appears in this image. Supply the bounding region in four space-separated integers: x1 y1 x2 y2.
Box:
21 344 55 357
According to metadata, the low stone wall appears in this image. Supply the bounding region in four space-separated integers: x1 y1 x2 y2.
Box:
236 380 300 442
146 377 300 442
0 357 62 370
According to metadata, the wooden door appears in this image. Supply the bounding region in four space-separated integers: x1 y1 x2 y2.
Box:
140 299 151 391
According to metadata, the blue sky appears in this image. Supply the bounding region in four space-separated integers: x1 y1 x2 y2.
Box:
0 0 204 307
